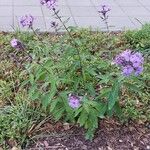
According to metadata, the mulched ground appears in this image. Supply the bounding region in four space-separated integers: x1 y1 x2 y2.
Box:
26 119 150 150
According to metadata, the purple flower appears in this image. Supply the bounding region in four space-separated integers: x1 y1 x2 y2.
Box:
40 0 57 10
10 39 23 49
122 65 134 76
114 50 132 67
98 5 111 18
120 49 131 61
130 52 144 68
114 50 144 76
20 15 34 28
68 94 81 109
134 66 143 76
40 0 48 5
114 55 124 66
98 5 111 32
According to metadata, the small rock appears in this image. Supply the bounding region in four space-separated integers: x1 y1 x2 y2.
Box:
43 140 49 148
133 146 139 150
119 139 123 143
147 145 150 150
131 142 134 147
81 145 87 150
11 147 21 150
63 123 70 130
94 138 99 143
107 146 112 150
147 124 150 129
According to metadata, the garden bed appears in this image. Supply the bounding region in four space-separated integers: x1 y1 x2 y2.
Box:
1 1 150 149
0 25 150 149
26 119 150 150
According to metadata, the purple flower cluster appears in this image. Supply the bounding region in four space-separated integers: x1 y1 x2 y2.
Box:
10 39 23 49
98 5 111 19
20 15 34 28
68 94 81 109
114 50 144 76
40 0 57 10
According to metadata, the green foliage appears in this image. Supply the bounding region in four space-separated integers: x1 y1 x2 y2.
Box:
0 92 43 149
14 27 120 139
21 28 149 139
0 25 150 146
122 62 150 122
124 24 150 52
0 80 12 103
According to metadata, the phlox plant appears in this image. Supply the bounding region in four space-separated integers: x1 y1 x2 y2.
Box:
10 0 145 140
98 5 111 32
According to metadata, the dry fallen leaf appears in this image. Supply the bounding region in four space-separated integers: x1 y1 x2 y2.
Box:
119 139 123 143
8 139 17 148
133 146 139 150
55 122 63 130
146 145 150 150
43 140 49 148
63 123 70 130
107 146 112 150
11 147 21 150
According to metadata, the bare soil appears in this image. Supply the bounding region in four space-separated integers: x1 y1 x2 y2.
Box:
26 119 150 150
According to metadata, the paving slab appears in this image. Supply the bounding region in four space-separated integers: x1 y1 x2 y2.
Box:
115 0 141 6
0 0 150 32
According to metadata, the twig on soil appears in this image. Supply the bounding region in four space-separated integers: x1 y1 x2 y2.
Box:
27 116 52 136
31 132 83 140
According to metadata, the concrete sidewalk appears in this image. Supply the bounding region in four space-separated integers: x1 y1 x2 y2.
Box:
0 0 150 31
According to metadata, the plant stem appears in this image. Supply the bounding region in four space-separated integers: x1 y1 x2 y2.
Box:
53 9 86 86
21 46 52 76
105 19 109 33
31 27 41 40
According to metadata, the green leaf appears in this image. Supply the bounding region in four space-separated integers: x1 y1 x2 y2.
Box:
29 74 34 85
54 107 64 121
85 83 96 96
99 88 111 98
77 110 88 126
114 102 123 118
107 107 114 117
50 99 59 112
31 91 40 101
108 80 120 110
83 103 90 113
28 84 37 99
85 128 95 140
74 107 83 117
43 59 53 69
35 70 46 81
99 74 111 84
41 92 52 108
86 100 99 108
97 60 110 69
124 82 140 93
89 109 98 128
20 79 30 88
86 67 97 76
49 79 57 100
98 104 107 118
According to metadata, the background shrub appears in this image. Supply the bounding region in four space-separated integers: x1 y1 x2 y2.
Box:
124 24 150 53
